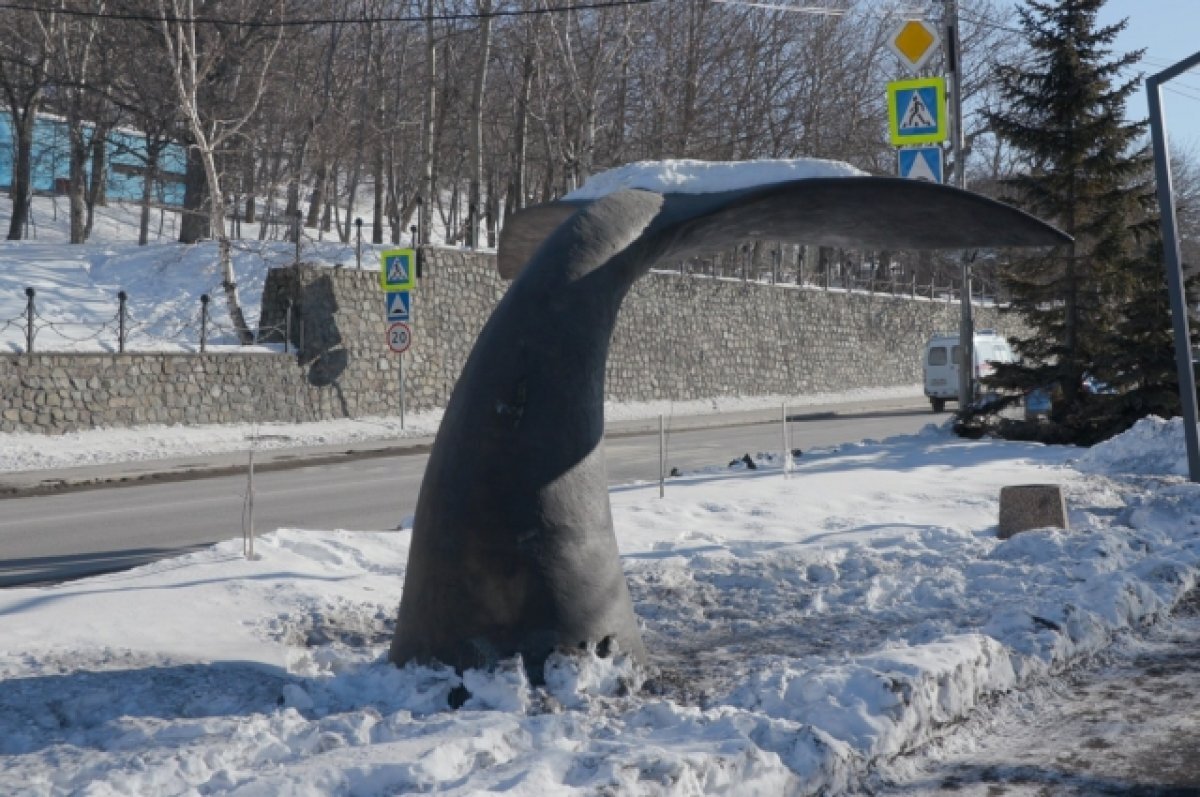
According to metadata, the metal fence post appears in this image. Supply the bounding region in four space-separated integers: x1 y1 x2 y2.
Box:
117 290 128 353
200 294 210 353
24 287 35 353
355 217 363 269
284 299 293 355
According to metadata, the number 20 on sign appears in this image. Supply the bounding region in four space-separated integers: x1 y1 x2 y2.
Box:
387 321 412 354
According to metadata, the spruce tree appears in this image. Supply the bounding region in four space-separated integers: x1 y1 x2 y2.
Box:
966 0 1169 444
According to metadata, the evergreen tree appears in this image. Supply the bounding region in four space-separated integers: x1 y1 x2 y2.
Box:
965 0 1170 444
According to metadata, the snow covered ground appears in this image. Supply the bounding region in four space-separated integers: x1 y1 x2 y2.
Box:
3 169 1200 794
0 195 389 354
2 416 1199 795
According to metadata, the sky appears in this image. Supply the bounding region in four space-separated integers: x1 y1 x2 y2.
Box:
2 161 1200 795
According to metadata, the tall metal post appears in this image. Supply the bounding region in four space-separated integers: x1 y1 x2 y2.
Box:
781 403 790 476
945 0 974 408
199 294 210 353
658 414 666 498
399 353 406 430
246 446 256 559
355 217 363 269
1148 52 1200 482
117 290 128 353
24 287 35 353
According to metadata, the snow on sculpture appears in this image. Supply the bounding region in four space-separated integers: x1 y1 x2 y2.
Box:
389 159 1070 682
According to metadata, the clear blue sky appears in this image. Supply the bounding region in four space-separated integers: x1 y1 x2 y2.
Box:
998 0 1200 151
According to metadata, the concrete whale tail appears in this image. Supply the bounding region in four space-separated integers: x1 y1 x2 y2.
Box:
391 177 1068 682
497 177 1070 280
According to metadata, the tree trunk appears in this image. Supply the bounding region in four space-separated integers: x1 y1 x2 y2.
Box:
68 116 89 243
306 159 327 229
138 144 162 245
7 105 39 241
180 145 210 243
244 149 258 224
372 142 384 244
506 48 534 222
84 124 109 239
468 0 492 248
420 3 437 244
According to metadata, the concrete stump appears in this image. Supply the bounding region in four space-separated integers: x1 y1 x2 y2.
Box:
998 484 1068 540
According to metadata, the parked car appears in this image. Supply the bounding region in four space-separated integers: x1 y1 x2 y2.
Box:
923 330 1016 412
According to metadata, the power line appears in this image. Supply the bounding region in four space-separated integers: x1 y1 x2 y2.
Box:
0 0 663 26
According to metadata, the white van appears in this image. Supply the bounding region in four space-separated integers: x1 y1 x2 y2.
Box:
923 330 1016 412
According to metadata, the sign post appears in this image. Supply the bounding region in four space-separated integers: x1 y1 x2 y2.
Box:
387 321 412 429
1148 51 1200 482
380 248 417 429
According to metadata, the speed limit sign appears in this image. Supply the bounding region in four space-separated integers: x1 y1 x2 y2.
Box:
386 321 412 353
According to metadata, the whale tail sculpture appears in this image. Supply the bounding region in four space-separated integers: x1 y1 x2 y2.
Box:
390 175 1070 682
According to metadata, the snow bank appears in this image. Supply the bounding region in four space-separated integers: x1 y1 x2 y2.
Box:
3 424 1200 795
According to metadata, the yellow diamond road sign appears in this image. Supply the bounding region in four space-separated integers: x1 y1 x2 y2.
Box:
889 19 940 73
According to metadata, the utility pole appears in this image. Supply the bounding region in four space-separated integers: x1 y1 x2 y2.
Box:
944 0 975 409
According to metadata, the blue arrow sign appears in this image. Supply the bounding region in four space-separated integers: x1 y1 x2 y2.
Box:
386 290 412 322
897 146 944 184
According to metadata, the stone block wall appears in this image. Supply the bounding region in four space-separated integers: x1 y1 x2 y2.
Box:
608 274 1004 400
0 246 1015 434
0 353 324 432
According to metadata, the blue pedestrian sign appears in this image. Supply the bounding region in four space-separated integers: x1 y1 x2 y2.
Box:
386 290 412 322
380 248 416 292
897 146 944 184
887 77 947 146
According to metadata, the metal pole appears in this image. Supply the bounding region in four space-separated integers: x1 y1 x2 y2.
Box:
944 0 974 409
246 446 256 559
24 287 35 353
199 294 210 353
284 300 292 354
117 290 127 353
399 353 406 430
658 414 665 498
355 217 363 269
1149 60 1200 482
781 403 790 476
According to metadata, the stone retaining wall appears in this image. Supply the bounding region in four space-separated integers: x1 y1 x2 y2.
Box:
0 246 1016 434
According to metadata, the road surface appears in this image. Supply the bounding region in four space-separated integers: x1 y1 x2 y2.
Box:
0 402 935 587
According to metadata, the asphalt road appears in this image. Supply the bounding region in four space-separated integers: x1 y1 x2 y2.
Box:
0 402 936 587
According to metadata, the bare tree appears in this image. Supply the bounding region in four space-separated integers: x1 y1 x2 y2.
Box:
157 0 285 343
0 6 58 240
52 0 106 244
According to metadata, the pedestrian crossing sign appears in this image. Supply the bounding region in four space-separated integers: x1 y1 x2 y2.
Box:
386 290 412 322
897 146 944 183
380 248 416 292
887 77 947 146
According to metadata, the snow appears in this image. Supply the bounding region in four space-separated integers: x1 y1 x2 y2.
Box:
3 422 1200 795
0 205 386 354
563 158 867 201
3 172 1200 794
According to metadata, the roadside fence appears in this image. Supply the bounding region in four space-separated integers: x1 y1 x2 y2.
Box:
0 288 294 355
